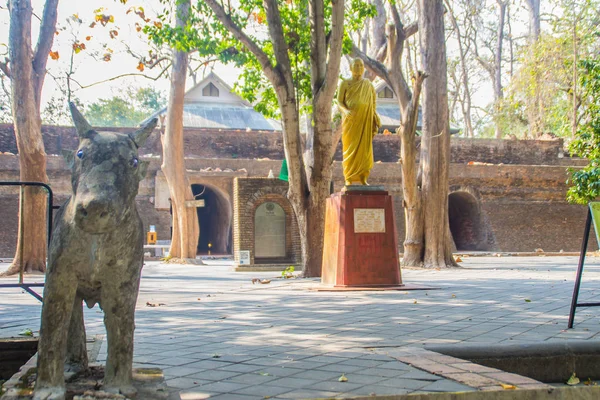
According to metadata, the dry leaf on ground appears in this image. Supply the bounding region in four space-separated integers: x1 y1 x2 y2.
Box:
500 383 516 390
567 372 580 385
339 374 348 382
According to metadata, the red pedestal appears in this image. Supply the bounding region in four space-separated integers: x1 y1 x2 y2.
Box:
321 189 402 287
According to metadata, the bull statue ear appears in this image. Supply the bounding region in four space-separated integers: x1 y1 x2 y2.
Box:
130 118 158 148
69 102 94 139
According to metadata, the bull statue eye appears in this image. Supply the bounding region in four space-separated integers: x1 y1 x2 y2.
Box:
76 150 84 159
130 157 139 168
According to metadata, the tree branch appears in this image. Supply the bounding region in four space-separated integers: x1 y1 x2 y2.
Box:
402 70 427 136
385 22 412 109
204 0 282 88
309 0 327 92
404 22 418 38
71 67 171 90
0 59 10 78
32 0 58 102
263 0 294 92
320 0 345 102
389 3 405 43
350 43 392 87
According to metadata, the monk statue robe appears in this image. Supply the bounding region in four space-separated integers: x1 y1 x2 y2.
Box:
337 58 381 186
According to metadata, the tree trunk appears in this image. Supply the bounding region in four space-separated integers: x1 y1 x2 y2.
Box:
161 0 200 260
279 102 313 276
444 0 474 138
204 0 343 276
304 100 335 277
352 9 424 267
2 0 56 276
418 0 457 269
398 73 426 267
525 0 542 137
494 0 506 139
571 14 578 139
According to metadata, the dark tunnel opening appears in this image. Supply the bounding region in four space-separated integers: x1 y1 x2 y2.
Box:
191 184 232 255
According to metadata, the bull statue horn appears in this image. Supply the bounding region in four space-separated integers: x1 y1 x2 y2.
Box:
69 102 94 138
130 118 158 148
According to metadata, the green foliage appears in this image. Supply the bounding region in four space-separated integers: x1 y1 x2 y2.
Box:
500 33 573 138
42 96 84 125
145 0 372 119
281 265 295 278
84 87 166 127
499 0 600 138
135 87 167 112
567 59 600 204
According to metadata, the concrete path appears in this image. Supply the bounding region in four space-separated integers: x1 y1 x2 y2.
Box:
2 256 600 399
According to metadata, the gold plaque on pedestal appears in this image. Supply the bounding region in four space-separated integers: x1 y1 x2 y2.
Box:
353 208 385 233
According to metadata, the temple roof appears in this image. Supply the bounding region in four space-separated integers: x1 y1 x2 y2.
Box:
142 72 281 131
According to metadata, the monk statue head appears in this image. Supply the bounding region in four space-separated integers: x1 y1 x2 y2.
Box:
350 58 365 80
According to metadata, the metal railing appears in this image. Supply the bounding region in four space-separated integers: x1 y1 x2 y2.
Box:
0 181 55 302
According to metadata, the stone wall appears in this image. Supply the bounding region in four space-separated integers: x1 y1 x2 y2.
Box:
0 155 169 258
1 124 568 165
0 153 593 259
0 124 162 157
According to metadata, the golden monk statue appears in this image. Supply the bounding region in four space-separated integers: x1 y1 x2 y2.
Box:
337 58 381 186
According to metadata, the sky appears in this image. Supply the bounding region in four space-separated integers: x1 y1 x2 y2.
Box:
0 0 543 128
0 0 241 116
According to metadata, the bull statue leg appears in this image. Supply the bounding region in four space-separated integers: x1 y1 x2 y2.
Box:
66 295 88 372
34 260 77 400
101 266 141 396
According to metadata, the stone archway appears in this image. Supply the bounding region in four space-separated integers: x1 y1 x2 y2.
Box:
191 184 232 255
448 191 495 251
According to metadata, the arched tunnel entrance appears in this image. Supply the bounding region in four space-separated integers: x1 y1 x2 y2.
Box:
448 191 495 251
191 184 232 255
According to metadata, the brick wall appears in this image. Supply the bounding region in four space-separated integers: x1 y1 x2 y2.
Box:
1 124 567 165
233 178 301 266
0 152 593 259
0 124 162 156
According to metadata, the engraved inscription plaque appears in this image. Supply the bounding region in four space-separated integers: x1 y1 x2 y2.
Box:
255 202 286 258
238 250 251 265
354 208 386 233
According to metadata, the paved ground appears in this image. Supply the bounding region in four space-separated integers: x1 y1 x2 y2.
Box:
2 256 600 399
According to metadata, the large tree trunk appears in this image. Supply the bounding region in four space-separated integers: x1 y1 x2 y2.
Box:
205 0 343 277
161 0 199 260
300 0 342 277
418 0 457 269
398 73 426 267
305 102 335 278
351 8 424 267
493 0 507 139
2 0 57 276
525 0 542 137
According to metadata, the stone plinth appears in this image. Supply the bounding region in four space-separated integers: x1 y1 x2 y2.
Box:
321 188 402 287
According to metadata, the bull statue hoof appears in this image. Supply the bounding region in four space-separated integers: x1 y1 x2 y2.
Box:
33 103 157 398
32 387 66 400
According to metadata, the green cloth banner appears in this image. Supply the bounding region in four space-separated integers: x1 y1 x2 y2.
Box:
279 158 289 182
590 202 600 245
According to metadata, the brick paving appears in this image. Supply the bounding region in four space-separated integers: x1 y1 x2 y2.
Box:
2 256 600 399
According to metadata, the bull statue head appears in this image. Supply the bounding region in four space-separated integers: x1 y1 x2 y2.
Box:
66 103 157 233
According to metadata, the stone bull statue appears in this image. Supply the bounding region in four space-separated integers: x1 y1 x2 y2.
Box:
34 103 157 400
